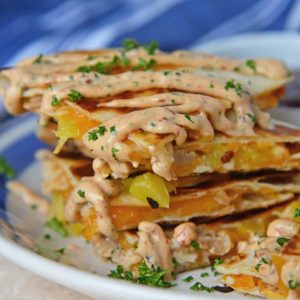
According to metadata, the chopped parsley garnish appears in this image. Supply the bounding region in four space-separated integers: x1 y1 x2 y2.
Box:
51 95 59 106
132 58 156 71
109 264 134 281
190 282 214 293
210 82 214 88
123 38 140 52
87 54 95 61
224 79 245 97
184 113 194 123
211 258 224 271
33 54 43 64
55 248 65 255
112 147 119 161
172 257 179 268
137 262 175 288
288 279 300 290
30 204 37 210
44 234 51 240
123 38 159 55
183 275 194 282
276 237 289 247
191 240 201 251
68 89 82 103
294 208 300 217
255 257 268 271
110 126 116 134
77 190 85 198
247 113 257 124
150 122 156 127
108 262 175 288
245 59 256 72
46 217 68 238
0 157 15 178
78 55 129 74
144 40 159 55
88 126 107 141
171 99 176 105
201 272 209 278
164 71 171 76
233 66 241 72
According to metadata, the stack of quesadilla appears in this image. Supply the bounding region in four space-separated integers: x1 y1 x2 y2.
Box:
2 40 300 295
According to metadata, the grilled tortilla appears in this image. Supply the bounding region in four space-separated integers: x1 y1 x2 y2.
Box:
37 119 300 178
38 150 300 232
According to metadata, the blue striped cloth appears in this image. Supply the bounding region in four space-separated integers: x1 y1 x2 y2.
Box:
1 0 300 67
0 0 299 118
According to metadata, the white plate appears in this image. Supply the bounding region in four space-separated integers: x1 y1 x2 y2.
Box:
193 31 300 69
1 32 300 300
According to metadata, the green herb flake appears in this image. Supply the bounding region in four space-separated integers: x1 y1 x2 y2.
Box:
191 240 201 251
233 66 241 72
255 257 268 271
211 258 224 271
123 39 140 52
294 208 300 217
88 126 107 141
288 280 300 290
184 113 194 123
164 71 171 76
112 147 119 161
183 275 194 282
209 82 214 88
108 261 175 288
87 54 95 61
144 40 159 55
51 95 59 107
276 237 289 247
224 79 244 97
44 234 51 240
247 113 257 124
132 58 156 71
0 157 15 179
77 190 85 198
171 99 176 105
30 204 37 210
110 126 117 135
245 59 256 72
46 217 68 238
201 272 209 278
55 248 65 255
137 261 175 288
33 54 43 64
172 257 179 268
190 282 214 293
68 89 82 103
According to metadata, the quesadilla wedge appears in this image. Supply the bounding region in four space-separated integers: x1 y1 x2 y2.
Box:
0 42 292 182
215 198 300 299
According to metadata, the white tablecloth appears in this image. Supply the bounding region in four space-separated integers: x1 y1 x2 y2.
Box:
0 255 91 300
